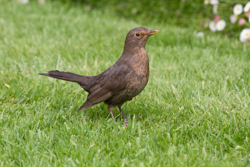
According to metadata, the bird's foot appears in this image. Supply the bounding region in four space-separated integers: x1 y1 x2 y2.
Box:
124 121 128 127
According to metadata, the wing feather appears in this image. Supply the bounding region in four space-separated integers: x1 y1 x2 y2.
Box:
78 64 131 110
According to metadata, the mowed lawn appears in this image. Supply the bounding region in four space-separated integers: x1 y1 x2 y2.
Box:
1 1 250 166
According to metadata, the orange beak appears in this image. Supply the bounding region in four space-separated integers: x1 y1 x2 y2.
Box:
149 30 160 36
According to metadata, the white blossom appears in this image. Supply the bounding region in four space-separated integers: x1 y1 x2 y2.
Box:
209 21 217 32
230 15 237 24
210 0 219 5
213 5 218 14
196 32 204 38
233 4 243 15
240 28 250 42
18 0 29 4
216 20 226 31
244 2 250 12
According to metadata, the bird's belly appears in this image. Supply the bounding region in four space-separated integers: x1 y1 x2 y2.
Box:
104 75 148 105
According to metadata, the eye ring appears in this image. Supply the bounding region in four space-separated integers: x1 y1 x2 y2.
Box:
136 33 140 36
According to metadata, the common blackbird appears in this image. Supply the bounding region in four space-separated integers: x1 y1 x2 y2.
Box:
39 27 159 126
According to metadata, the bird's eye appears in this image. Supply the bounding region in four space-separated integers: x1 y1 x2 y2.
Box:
136 33 140 36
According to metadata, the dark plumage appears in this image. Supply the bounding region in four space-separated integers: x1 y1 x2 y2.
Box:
39 27 159 126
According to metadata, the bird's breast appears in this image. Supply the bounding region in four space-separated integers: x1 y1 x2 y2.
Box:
124 49 150 96
128 48 149 76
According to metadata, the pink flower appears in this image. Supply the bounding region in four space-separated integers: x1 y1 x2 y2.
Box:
238 18 246 25
213 15 220 22
245 11 250 19
230 15 237 24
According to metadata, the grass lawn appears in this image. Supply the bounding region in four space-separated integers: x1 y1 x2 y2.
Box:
1 1 250 166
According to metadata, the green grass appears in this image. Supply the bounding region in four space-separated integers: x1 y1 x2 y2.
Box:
1 1 250 166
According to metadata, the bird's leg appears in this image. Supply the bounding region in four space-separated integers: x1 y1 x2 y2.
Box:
118 105 128 126
108 105 116 122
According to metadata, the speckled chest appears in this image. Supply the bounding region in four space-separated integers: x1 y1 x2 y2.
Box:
125 49 149 96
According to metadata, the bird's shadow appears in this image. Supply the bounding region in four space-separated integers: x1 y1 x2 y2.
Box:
69 102 150 124
76 103 125 122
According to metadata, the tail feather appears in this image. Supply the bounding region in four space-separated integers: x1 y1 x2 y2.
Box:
78 101 96 111
39 70 90 86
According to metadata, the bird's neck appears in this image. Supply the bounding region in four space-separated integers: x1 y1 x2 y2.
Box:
123 38 146 54
119 47 149 77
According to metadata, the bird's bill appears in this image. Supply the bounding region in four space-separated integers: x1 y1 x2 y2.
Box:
149 30 159 35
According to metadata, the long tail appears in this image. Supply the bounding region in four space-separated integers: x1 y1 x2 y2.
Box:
39 70 90 86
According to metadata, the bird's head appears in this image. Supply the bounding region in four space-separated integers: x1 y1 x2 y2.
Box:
123 27 159 52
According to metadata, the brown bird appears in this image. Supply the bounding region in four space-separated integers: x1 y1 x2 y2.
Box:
39 27 159 126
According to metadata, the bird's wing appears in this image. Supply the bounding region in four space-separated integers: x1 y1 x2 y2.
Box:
78 64 131 110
